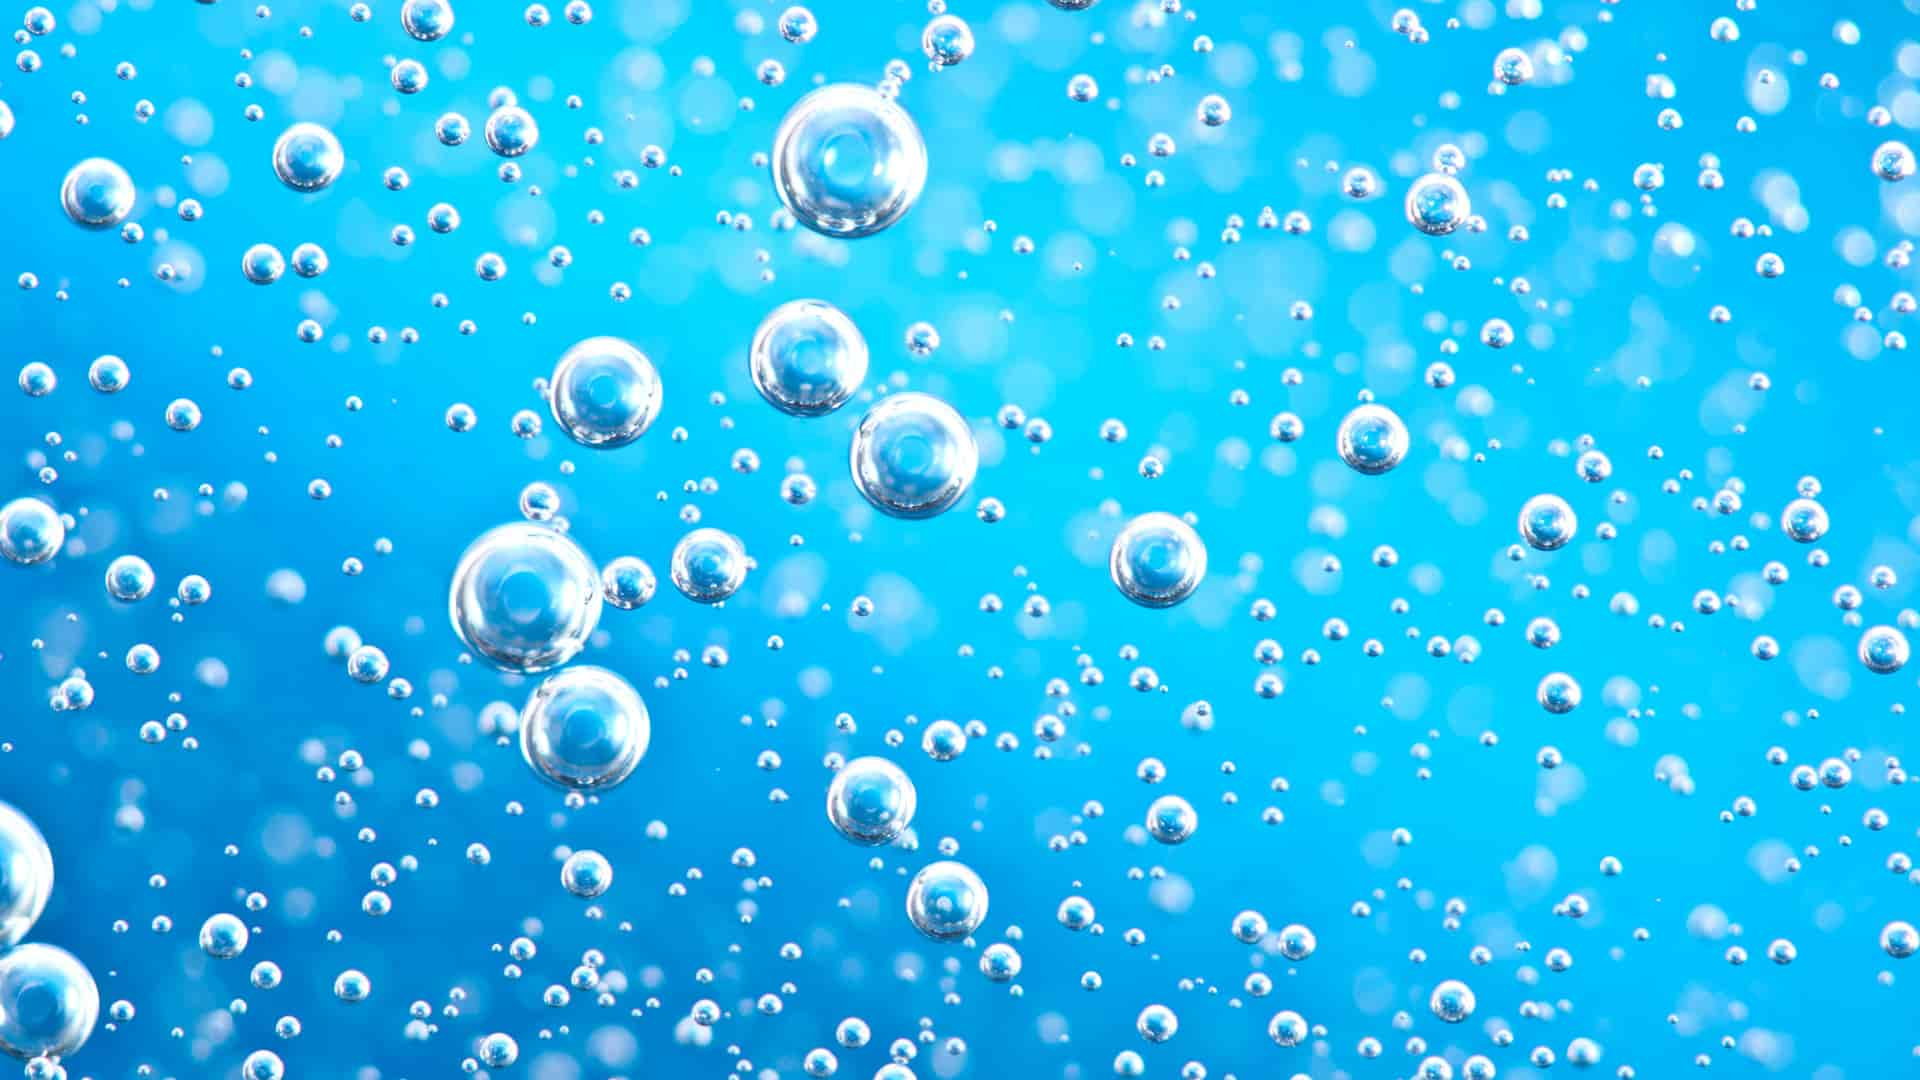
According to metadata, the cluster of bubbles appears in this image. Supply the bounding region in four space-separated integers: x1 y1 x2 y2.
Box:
0 803 99 1063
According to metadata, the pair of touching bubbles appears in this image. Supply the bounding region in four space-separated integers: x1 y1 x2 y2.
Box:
0 802 100 1063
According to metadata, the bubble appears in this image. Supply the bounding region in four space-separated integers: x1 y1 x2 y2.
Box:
548 337 662 448
1335 403 1409 475
271 122 345 193
750 300 869 416
104 554 155 601
1493 46 1534 85
921 15 974 68
399 0 454 40
1109 512 1207 608
0 943 98 1060
0 498 65 565
560 849 613 898
1872 140 1915 182
905 860 988 941
1429 979 1475 1022
484 105 539 158
826 756 917 845
669 528 750 604
241 1050 285 1080
850 392 977 519
0 803 51 948
520 665 650 791
448 522 602 672
479 1033 519 1068
771 84 927 239
333 969 371 1003
1197 93 1231 127
1780 497 1828 543
1518 494 1578 551
59 157 135 228
1882 920 1918 959
198 913 249 959
1858 625 1909 674
1537 671 1582 714
1404 173 1470 236
1268 1009 1308 1046
241 243 286 284
1145 794 1198 844
600 555 657 609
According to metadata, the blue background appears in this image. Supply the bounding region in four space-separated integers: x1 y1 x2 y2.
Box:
3 0 1920 1078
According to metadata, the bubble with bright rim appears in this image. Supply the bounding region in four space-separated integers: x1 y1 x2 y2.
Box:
448 522 602 672
1780 497 1828 543
484 105 539 158
826 756 917 845
0 943 99 1060
1858 625 1909 674
905 860 989 941
0 498 65 566
399 0 454 40
669 528 750 604
850 392 978 519
548 337 661 448
519 665 650 791
1335 404 1409 475
1145 794 1198 844
271 122 345 193
0 803 52 949
771 83 928 239
59 157 135 228
1518 494 1578 551
750 300 869 416
1108 512 1207 608
1405 172 1470 236
1429 979 1475 1022
560 849 613 898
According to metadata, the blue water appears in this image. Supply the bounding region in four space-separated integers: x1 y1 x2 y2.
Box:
3 1 1920 1078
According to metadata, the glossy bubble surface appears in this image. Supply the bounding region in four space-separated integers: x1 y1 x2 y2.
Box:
849 392 976 519
771 84 927 239
520 665 650 790
449 523 602 672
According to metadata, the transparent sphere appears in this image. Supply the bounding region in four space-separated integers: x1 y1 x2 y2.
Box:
1780 497 1828 543
520 665 650 791
1537 672 1582 714
905 860 988 941
0 803 51 948
921 14 975 68
479 1033 519 1068
0 943 98 1061
104 554 155 602
600 555 657 610
1335 403 1409 475
0 498 65 565
1109 512 1207 608
669 528 749 603
826 756 917 845
771 83 927 239
560 849 613 898
484 105 539 158
241 243 286 285
1145 794 1198 844
850 392 977 519
1429 979 1476 1022
1858 625 1910 674
980 942 1022 981
399 0 454 40
1493 46 1534 85
272 122 345 193
1872 139 1916 182
1405 172 1470 236
448 522 602 672
59 157 135 228
1518 494 1578 551
242 1050 285 1080
548 336 661 448
750 299 868 416
198 913 249 959
1882 919 1918 959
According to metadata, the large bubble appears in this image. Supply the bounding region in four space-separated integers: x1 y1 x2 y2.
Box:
271 122 345 193
0 498 65 566
826 757 917 845
548 337 662 448
1335 404 1408 475
0 943 98 1061
1109 512 1207 608
59 158 135 228
0 803 51 948
750 300 868 417
850 392 977 519
771 84 927 239
520 665 650 791
905 860 988 941
449 523 602 672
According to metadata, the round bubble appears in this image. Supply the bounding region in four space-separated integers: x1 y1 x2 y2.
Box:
520 665 650 791
199 913 249 959
1335 403 1409 475
548 336 661 448
59 158 135 228
750 299 868 417
0 803 52 948
0 498 65 566
560 849 612 898
850 392 977 519
826 756 917 845
272 123 345 193
0 943 98 1061
600 555 657 610
1145 794 1198 844
921 14 974 68
1493 46 1534 85
1873 140 1916 182
104 554 155 602
241 243 285 284
1405 172 1470 236
771 83 928 239
1430 979 1475 1022
670 528 749 603
242 1050 285 1080
1537 671 1582 714
1780 498 1828 543
448 522 602 672
484 105 539 158
1518 494 1578 551
399 0 454 40
905 860 988 941
1109 512 1207 608
1858 625 1909 674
